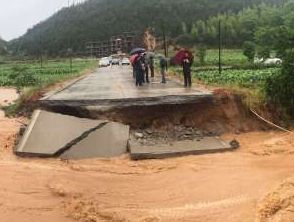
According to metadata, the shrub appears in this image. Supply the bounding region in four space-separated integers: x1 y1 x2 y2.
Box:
265 49 294 117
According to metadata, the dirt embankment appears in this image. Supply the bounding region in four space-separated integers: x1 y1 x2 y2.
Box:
84 89 267 135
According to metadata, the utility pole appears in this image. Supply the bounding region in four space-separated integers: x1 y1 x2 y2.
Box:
163 29 167 58
39 34 43 69
68 48 73 72
218 19 222 74
161 21 168 71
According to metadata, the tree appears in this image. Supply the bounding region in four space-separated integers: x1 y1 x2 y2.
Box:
175 34 195 47
190 24 198 38
8 0 284 56
243 41 256 62
181 22 188 34
0 37 7 56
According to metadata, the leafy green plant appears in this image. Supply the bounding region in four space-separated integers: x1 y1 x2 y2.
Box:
8 66 38 87
193 68 278 88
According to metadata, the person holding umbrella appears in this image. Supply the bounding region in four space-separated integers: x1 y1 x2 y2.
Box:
130 48 146 86
133 53 145 86
182 52 193 87
172 49 194 87
130 54 139 79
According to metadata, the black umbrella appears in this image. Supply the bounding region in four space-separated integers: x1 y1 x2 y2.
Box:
130 48 146 55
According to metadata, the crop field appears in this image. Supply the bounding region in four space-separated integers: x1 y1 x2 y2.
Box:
193 68 280 88
0 59 96 88
170 65 280 89
193 49 248 66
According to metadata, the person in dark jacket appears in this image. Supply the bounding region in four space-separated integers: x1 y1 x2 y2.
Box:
182 53 192 87
133 54 144 86
143 53 150 83
159 56 167 84
149 56 155 78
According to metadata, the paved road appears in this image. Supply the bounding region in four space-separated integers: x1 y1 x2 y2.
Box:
42 66 212 108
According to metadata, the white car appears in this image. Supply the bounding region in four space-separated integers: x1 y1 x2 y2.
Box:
255 58 282 65
99 57 110 67
264 58 282 65
121 57 130 65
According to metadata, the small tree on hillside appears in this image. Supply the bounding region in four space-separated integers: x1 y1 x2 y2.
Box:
243 41 256 62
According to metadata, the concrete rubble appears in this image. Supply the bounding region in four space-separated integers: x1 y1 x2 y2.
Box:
15 110 130 159
130 137 238 160
15 110 238 160
61 122 130 159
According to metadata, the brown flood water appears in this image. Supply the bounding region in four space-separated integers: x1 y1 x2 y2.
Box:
0 87 293 222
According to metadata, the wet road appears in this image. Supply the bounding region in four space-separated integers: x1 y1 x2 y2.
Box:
42 66 212 107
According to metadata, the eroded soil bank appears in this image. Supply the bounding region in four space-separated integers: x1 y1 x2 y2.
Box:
0 87 293 222
48 89 268 136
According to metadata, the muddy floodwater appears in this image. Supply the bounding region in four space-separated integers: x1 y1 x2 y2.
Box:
0 87 293 222
0 88 19 117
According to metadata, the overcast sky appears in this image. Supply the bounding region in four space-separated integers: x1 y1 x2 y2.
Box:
0 0 85 41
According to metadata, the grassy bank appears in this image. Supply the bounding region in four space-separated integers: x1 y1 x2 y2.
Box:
0 59 96 88
0 59 97 116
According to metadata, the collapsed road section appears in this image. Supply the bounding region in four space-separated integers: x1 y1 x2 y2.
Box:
15 110 237 160
16 110 130 159
16 67 240 160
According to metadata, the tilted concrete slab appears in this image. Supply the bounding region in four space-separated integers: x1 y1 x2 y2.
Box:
130 137 237 160
40 67 213 109
16 110 108 157
61 122 130 159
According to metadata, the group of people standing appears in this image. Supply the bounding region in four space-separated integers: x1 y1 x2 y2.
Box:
132 53 155 86
132 50 193 87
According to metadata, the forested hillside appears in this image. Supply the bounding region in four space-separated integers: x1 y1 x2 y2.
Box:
9 0 281 56
176 1 294 56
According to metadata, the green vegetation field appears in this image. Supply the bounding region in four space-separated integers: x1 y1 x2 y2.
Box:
0 59 96 88
171 66 280 88
170 48 278 88
194 68 279 88
202 49 247 66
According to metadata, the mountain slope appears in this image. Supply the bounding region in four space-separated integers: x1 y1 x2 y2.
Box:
0 37 7 55
10 0 281 56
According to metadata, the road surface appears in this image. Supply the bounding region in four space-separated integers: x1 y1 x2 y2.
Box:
41 66 212 108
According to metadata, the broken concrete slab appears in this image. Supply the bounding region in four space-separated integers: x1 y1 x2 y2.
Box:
16 110 108 157
130 137 238 160
61 122 130 159
16 110 130 159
